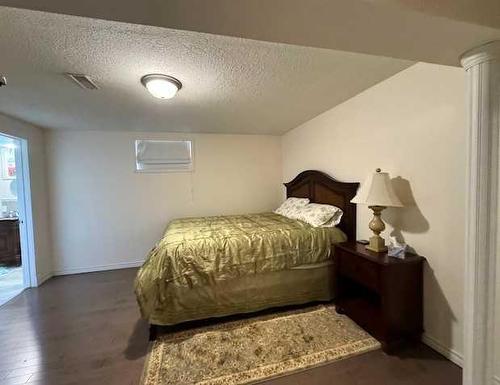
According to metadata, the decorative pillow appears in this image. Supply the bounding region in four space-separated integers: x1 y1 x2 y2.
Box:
294 203 343 227
275 197 310 218
320 208 344 227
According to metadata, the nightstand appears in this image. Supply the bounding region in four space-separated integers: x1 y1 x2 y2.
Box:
334 242 425 353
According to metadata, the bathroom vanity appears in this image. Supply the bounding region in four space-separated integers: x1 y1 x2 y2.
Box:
0 218 21 266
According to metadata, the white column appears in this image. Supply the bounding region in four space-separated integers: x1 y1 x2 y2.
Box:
461 41 500 385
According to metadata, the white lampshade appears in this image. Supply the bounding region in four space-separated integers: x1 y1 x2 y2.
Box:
351 169 403 207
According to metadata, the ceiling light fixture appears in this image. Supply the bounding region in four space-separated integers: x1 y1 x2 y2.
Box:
141 74 182 99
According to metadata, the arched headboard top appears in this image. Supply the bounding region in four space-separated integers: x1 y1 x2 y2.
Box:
284 170 360 241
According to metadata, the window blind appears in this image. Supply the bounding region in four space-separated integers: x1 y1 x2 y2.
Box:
135 140 193 172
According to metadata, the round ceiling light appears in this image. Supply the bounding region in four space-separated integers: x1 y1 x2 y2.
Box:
141 74 182 99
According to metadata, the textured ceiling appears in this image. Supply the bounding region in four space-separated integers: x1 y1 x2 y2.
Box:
2 0 500 67
0 7 414 134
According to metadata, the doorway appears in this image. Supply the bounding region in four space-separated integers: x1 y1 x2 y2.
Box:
0 133 32 306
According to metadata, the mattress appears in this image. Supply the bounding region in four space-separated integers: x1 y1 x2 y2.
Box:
134 212 347 325
146 263 336 325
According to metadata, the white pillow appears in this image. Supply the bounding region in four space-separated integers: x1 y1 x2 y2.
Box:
320 209 344 227
294 203 343 227
275 197 310 218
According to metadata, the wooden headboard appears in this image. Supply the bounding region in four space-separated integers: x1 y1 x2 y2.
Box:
284 170 360 241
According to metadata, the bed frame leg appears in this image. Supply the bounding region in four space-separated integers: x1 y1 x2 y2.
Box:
149 325 158 341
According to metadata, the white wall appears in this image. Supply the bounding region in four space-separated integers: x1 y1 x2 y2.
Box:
282 63 466 364
45 130 282 274
0 113 52 284
497 257 500 381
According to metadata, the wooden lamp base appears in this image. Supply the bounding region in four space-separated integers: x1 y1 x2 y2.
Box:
366 205 388 253
366 234 388 252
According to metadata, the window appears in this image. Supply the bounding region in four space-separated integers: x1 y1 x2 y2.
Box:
135 140 193 172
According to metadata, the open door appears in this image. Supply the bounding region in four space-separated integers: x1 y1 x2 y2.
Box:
0 133 36 306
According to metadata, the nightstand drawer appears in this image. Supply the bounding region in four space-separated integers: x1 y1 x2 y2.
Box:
338 250 379 292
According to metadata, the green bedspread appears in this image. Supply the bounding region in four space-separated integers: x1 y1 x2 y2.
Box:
135 212 347 322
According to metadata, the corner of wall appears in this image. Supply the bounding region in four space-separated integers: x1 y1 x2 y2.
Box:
421 333 463 367
36 270 54 286
40 127 55 280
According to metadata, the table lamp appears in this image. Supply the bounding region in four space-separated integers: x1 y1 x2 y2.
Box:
351 168 403 252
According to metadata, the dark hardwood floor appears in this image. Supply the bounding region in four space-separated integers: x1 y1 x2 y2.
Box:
0 268 462 385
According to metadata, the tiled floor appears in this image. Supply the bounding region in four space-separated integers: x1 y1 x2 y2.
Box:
0 266 24 306
0 268 462 385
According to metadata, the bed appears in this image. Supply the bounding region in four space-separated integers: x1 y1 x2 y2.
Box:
134 170 359 335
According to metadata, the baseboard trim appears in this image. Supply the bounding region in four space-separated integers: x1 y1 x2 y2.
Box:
53 260 144 276
36 271 53 286
421 333 463 367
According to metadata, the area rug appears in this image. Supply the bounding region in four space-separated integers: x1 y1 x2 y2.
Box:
140 305 380 385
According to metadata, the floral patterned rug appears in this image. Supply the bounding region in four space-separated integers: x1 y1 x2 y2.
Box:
141 305 380 385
